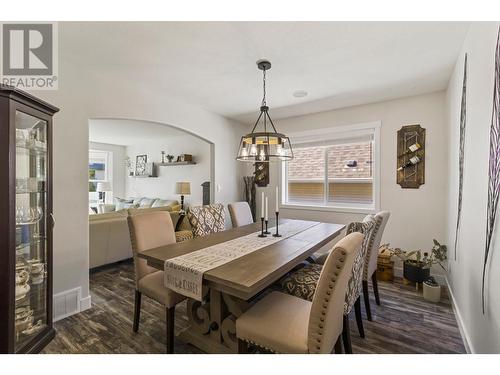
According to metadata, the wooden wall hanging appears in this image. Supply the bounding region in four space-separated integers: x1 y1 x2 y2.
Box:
254 162 269 187
397 124 426 188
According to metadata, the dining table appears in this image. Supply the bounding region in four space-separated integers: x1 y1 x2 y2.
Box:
138 218 345 353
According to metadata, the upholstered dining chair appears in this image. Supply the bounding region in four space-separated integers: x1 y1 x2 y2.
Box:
228 201 254 228
362 211 390 321
279 217 376 353
127 211 187 353
187 203 226 237
235 232 362 354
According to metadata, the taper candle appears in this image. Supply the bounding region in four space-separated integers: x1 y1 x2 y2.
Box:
261 191 265 218
265 196 269 221
275 186 279 212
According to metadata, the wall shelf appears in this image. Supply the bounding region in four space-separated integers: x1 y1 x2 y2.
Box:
156 161 196 166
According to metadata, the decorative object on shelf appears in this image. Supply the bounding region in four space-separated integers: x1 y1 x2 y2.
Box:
132 162 157 178
254 162 269 187
161 151 166 163
201 181 211 206
483 28 500 314
397 124 426 188
236 59 294 162
423 276 441 303
176 182 191 211
135 155 147 176
177 154 193 162
167 154 175 163
1 85 59 353
454 53 468 261
243 176 256 221
384 239 447 291
96 181 111 203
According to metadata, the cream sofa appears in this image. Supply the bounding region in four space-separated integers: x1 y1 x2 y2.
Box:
89 205 192 269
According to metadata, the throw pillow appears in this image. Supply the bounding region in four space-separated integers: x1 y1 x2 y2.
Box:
139 198 156 208
114 197 133 211
152 199 177 208
187 203 226 237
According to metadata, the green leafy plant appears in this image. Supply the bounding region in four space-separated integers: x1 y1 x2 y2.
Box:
382 239 447 270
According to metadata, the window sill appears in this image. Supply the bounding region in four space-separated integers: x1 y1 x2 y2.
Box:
280 203 377 215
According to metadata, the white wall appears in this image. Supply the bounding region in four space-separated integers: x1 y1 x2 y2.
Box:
445 22 500 353
248 91 448 260
33 24 247 316
125 136 211 206
89 141 127 202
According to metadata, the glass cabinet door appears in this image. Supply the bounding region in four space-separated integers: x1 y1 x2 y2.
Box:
14 110 49 351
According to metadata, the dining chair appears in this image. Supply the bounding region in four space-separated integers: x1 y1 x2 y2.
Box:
228 201 254 228
362 211 390 321
279 217 376 353
187 203 226 237
236 232 363 354
127 211 187 353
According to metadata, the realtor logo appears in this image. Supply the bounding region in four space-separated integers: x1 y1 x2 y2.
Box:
0 22 58 90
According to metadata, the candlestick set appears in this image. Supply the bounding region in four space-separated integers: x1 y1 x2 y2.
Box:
258 187 281 237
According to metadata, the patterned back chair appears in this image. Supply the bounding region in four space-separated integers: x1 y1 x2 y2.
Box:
187 203 226 238
362 211 390 321
279 215 376 353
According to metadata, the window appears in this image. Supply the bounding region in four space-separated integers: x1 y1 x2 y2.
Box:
89 150 113 206
282 123 380 213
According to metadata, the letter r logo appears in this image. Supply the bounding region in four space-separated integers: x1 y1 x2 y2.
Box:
2 24 53 75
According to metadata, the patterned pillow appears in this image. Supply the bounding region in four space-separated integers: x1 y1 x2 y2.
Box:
187 203 226 237
280 263 322 302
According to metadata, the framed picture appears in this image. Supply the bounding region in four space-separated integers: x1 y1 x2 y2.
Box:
135 155 147 176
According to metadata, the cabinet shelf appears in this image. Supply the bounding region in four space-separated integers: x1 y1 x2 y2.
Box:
156 161 196 166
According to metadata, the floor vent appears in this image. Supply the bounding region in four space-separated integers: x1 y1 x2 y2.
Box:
53 287 81 322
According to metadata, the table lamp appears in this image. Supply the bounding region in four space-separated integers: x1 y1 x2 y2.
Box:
176 182 191 211
96 181 111 203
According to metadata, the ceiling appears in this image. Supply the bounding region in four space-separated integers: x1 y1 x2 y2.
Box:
89 118 196 145
62 22 470 124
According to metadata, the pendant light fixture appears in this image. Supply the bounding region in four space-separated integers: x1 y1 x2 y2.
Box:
236 60 294 162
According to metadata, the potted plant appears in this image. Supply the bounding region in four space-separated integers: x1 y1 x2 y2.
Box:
386 239 447 283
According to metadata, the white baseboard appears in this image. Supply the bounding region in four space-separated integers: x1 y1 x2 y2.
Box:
393 267 446 285
446 278 474 353
53 287 92 322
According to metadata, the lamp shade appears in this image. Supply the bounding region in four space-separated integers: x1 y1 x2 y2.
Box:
96 181 112 192
176 182 191 195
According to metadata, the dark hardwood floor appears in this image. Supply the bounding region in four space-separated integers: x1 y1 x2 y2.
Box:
43 260 465 354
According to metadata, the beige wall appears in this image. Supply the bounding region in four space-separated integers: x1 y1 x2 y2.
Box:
445 22 500 353
31 23 246 315
248 91 448 259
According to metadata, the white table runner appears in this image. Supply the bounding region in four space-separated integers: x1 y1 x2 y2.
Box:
164 220 320 301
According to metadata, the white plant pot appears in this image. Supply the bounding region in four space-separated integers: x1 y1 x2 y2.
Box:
423 282 441 303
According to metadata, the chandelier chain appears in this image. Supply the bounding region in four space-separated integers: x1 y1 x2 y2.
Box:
262 69 267 106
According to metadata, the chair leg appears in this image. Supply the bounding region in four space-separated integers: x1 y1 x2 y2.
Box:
372 272 381 305
133 290 142 332
238 338 249 353
166 306 175 354
362 280 372 321
334 336 343 354
342 315 353 354
354 297 365 338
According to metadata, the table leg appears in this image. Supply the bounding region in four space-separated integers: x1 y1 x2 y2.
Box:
179 288 250 353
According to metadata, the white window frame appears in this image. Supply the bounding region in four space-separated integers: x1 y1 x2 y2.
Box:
280 121 381 214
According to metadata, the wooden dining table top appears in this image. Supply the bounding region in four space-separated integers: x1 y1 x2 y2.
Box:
138 218 345 300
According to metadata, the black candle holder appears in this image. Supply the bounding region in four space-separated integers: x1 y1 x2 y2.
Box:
258 217 267 237
264 220 271 234
273 212 282 237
